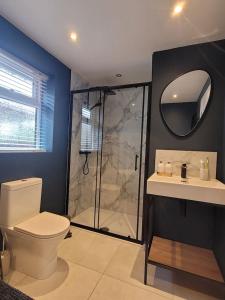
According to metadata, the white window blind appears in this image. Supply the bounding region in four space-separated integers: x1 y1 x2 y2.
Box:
0 48 54 152
80 106 101 152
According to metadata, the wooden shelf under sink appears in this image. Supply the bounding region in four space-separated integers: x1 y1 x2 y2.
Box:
148 236 224 283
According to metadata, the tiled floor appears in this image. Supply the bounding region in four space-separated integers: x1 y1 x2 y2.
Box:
71 207 141 239
5 226 225 300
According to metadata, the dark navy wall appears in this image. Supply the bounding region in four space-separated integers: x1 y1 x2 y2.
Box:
149 39 225 276
213 98 225 279
0 16 71 214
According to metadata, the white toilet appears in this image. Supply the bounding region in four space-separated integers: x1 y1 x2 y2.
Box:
0 178 70 279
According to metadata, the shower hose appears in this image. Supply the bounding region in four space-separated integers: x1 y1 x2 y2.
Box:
83 153 89 175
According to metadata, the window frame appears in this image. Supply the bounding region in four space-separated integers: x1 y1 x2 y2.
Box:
0 48 48 153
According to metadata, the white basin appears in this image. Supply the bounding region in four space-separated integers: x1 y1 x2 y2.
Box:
147 173 225 205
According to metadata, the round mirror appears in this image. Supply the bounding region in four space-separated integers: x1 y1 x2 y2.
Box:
160 70 211 137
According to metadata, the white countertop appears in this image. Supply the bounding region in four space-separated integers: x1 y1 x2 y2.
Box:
147 173 225 206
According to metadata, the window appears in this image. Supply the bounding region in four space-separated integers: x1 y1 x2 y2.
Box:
80 106 101 152
0 49 54 152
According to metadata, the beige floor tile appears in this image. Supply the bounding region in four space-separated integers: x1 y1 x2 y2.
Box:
59 227 121 273
58 227 97 263
78 233 122 273
89 275 170 300
105 242 175 298
6 228 223 300
11 258 101 300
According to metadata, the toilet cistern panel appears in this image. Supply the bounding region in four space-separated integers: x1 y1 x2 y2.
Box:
0 178 42 227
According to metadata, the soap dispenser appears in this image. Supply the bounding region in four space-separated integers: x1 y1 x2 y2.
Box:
181 163 187 182
165 162 172 177
200 158 209 181
157 161 164 176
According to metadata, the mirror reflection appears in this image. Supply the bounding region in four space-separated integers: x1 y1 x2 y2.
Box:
161 70 211 136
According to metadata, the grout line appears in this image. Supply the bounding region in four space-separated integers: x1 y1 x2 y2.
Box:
102 242 123 275
60 230 173 299
87 273 104 300
61 240 122 275
100 243 174 299
102 273 173 300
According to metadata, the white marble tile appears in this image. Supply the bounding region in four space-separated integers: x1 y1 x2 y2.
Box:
68 87 147 240
70 72 88 91
155 149 217 179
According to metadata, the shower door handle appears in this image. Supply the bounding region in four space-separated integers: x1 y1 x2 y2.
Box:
135 154 139 171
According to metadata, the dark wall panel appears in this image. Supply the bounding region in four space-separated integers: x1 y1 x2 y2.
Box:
0 16 71 214
214 207 225 279
150 40 225 258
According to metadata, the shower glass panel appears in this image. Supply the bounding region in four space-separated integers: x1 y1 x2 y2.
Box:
98 87 146 239
68 90 102 227
68 85 148 241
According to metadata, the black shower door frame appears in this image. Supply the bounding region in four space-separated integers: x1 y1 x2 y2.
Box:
66 82 151 243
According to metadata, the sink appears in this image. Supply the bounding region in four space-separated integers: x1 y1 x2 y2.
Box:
147 173 225 205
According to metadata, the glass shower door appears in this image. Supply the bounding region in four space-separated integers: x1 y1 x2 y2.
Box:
68 85 148 241
97 87 147 239
68 90 102 228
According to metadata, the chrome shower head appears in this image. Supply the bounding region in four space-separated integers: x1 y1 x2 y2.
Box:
103 87 116 96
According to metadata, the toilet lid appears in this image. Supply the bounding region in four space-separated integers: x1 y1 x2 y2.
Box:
14 212 70 239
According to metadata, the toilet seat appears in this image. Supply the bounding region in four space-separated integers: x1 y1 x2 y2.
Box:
14 212 70 239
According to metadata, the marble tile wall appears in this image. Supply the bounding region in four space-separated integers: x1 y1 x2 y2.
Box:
68 90 101 220
68 84 148 239
68 72 92 218
99 87 147 237
155 149 217 179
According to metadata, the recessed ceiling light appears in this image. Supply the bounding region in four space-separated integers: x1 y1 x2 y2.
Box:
115 74 122 77
173 94 178 98
131 103 135 107
70 32 77 42
172 2 185 16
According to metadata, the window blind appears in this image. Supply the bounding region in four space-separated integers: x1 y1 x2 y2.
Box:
0 48 54 151
80 105 101 152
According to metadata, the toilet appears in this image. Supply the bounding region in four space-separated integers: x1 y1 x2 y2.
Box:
0 178 70 279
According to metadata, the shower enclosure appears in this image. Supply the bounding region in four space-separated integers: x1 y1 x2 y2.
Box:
67 83 149 241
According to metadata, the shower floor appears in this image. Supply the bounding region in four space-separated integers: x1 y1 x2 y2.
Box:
71 207 141 239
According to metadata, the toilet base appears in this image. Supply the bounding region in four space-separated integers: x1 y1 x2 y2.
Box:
11 251 58 280
3 227 68 280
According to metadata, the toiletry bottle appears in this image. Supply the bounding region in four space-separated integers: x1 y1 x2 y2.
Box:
165 162 172 177
200 160 205 180
157 161 164 176
181 163 187 182
205 157 209 180
200 159 209 181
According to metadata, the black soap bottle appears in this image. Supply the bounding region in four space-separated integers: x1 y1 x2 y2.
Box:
181 163 187 182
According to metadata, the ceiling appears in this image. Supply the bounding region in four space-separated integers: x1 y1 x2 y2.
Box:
1 0 225 85
161 70 210 103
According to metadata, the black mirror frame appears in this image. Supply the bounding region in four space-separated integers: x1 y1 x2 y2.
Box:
159 69 213 138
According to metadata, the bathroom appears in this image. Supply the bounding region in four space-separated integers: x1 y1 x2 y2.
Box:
0 1 225 299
